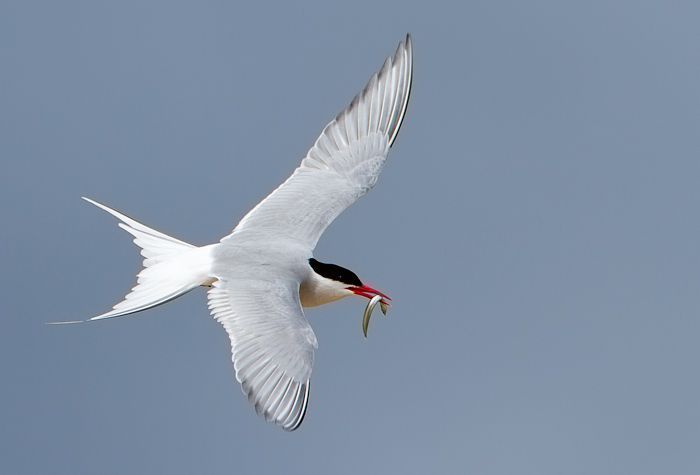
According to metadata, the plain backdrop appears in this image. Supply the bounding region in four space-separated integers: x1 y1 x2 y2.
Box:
2 1 700 474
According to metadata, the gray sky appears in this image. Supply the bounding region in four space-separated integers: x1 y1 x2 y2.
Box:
3 1 700 473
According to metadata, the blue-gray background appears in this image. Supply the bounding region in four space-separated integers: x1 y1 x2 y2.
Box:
2 1 700 473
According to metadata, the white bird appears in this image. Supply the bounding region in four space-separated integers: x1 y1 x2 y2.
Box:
71 35 412 431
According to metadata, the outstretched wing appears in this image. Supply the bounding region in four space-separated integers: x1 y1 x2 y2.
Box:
223 35 413 249
207 276 316 431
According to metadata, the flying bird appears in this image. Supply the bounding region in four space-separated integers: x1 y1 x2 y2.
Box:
73 35 412 431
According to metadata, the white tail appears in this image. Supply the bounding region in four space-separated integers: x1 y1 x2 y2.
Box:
82 197 215 321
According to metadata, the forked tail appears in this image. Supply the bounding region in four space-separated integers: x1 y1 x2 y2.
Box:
79 198 215 321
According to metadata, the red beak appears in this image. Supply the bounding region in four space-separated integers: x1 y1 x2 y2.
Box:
347 285 392 302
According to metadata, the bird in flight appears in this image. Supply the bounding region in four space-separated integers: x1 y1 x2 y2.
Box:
73 35 412 431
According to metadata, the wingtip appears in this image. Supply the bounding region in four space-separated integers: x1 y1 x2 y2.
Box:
405 34 413 62
403 33 412 52
282 381 311 432
385 34 413 148
391 34 411 61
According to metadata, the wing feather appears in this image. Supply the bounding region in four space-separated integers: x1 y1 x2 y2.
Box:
223 35 413 249
208 278 316 431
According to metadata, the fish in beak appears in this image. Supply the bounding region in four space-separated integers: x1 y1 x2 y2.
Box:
348 285 391 337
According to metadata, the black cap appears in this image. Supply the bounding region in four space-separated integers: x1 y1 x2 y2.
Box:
308 258 362 286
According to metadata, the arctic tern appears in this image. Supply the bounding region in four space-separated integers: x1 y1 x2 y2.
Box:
68 35 412 431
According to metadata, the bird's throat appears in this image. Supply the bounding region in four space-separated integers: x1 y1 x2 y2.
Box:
299 273 350 308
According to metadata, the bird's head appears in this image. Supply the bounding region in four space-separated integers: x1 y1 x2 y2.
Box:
305 258 391 307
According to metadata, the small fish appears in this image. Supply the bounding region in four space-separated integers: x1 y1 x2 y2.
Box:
362 295 390 337
380 300 389 315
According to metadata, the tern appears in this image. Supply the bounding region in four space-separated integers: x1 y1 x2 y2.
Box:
69 35 412 431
